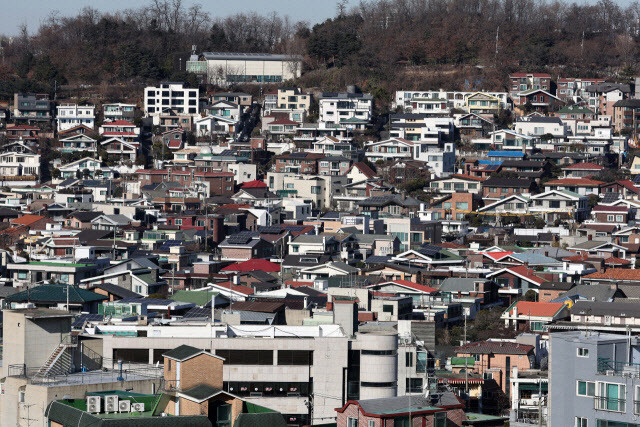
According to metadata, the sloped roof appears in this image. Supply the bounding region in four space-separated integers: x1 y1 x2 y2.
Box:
545 178 604 187
6 284 107 304
163 345 208 361
563 162 603 170
455 340 534 355
507 301 565 318
370 279 438 294
584 269 640 281
241 180 268 188
220 259 280 273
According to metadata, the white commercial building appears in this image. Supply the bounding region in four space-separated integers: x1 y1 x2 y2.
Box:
187 52 302 86
56 104 96 131
144 82 199 124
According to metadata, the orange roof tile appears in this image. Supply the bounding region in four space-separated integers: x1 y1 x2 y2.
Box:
545 178 604 187
509 301 565 317
584 269 640 280
11 215 45 226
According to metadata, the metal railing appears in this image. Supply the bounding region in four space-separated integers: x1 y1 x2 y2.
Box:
597 358 640 378
595 396 626 413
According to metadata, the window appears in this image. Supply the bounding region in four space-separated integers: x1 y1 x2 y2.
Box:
368 421 375 427
406 378 422 393
456 202 469 210
577 348 589 357
576 417 587 427
216 350 274 365
217 404 232 427
617 215 624 222
277 351 312 365
596 382 626 412
435 412 447 427
483 372 494 380
406 353 414 367
530 321 544 331
577 380 596 397
19 391 25 403
167 360 171 371
347 418 357 427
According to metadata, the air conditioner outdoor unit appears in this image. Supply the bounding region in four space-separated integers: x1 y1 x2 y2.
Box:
104 395 119 413
131 403 145 412
118 400 131 413
86 396 101 413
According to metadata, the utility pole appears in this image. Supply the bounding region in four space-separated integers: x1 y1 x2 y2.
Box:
464 313 469 395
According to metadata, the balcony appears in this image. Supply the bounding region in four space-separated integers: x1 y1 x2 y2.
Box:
598 358 640 378
595 396 626 412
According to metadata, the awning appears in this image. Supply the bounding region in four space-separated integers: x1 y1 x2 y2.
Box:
519 383 548 392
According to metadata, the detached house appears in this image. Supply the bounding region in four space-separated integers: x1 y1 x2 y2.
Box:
529 189 589 222
544 178 604 196
513 89 563 112
429 174 484 194
482 177 536 202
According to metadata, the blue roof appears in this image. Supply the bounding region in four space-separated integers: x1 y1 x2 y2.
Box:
550 295 578 304
478 160 503 165
511 252 560 265
488 151 525 157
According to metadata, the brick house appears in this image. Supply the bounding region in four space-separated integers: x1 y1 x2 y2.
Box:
454 340 536 396
66 211 102 229
10 214 55 232
486 266 549 305
335 394 467 427
538 281 575 303
273 152 324 174
428 192 478 221
136 169 235 196
513 89 563 112
6 124 40 142
482 177 537 202
590 205 632 225
218 232 275 262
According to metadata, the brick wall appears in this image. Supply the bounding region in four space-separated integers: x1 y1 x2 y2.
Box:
222 247 253 261
180 354 224 390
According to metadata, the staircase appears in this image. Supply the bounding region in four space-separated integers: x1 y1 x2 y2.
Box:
33 335 78 381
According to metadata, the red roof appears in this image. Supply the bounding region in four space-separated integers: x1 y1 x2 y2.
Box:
285 280 315 288
482 251 514 261
349 162 377 179
221 259 281 273
546 178 604 187
563 253 631 265
372 279 438 294
104 120 135 127
503 265 548 285
167 140 182 149
508 301 564 318
193 172 234 177
450 174 485 182
136 169 168 174
563 162 604 170
592 205 629 212
11 214 46 226
210 281 254 296
9 124 39 130
584 269 640 281
102 131 138 136
603 180 640 194
242 180 268 188
510 73 551 78
269 119 299 125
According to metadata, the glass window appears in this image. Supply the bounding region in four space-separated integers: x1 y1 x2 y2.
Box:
577 348 589 357
347 418 357 427
577 380 596 397
435 412 447 427
575 417 587 427
596 382 626 412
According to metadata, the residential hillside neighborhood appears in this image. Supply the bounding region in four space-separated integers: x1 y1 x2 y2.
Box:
5 3 640 427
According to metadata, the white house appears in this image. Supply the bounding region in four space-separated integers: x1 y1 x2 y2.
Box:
515 116 566 138
59 134 97 154
99 120 140 143
207 100 241 121
195 115 238 137
319 92 373 128
102 103 136 122
59 157 114 179
529 189 589 222
56 104 96 131
0 152 41 180
144 82 199 124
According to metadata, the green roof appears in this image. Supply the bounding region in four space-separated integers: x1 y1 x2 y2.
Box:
245 402 279 414
234 412 287 427
180 384 222 402
162 345 205 361
451 357 475 366
135 272 157 285
45 400 212 427
557 105 594 114
6 284 107 304
26 261 94 267
171 290 220 306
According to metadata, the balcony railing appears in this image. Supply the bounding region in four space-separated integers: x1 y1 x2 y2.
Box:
595 396 626 412
597 358 640 378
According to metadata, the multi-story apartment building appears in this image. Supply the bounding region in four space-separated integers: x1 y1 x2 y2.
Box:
557 77 606 103
508 73 552 97
56 104 96 131
389 114 455 142
144 82 199 124
13 93 53 121
135 169 235 196
263 88 312 122
550 331 640 427
586 82 630 116
319 92 373 129
211 91 253 106
393 90 508 112
613 99 640 135
0 152 41 180
267 171 346 210
102 103 136 122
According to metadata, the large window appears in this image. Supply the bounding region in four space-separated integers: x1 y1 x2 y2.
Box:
596 382 626 412
277 350 312 366
347 418 357 427
215 350 273 365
